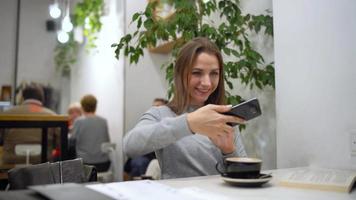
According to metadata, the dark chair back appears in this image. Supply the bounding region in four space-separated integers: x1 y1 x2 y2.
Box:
7 158 97 190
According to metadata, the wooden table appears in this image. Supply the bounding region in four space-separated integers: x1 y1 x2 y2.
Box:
0 115 69 163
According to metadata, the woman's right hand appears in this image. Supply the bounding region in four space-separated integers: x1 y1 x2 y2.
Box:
187 104 244 138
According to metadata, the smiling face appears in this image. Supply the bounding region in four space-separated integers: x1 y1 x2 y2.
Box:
188 52 220 106
169 37 225 114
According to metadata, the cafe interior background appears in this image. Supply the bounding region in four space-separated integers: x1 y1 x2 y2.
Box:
0 0 355 182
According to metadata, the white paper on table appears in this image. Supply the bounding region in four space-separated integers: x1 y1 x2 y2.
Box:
86 180 232 200
178 187 233 200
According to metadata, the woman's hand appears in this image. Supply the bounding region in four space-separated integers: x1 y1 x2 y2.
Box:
187 104 244 136
187 104 243 134
209 130 236 154
187 104 244 154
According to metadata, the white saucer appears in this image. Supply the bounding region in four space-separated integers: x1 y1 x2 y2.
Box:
221 174 272 187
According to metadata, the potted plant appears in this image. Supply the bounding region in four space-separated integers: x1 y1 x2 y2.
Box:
113 0 273 104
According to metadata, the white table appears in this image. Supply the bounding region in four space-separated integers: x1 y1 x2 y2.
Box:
158 169 356 200
4 168 353 200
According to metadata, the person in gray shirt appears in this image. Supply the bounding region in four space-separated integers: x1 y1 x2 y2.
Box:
72 94 110 172
124 37 247 179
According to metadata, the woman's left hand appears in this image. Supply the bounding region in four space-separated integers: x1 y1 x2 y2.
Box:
209 130 236 154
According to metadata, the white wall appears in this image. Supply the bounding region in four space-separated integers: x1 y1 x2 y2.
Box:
70 0 125 180
0 0 61 105
17 0 59 87
274 0 356 169
238 0 276 170
0 0 17 88
124 1 168 133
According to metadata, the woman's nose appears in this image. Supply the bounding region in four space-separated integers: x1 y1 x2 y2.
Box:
200 75 211 87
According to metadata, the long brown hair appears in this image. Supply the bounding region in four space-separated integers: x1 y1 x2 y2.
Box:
168 37 226 114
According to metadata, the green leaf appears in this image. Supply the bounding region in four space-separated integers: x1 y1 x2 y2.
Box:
137 17 142 29
226 80 233 90
144 19 154 29
132 13 140 22
218 1 226 9
223 47 231 55
231 49 239 57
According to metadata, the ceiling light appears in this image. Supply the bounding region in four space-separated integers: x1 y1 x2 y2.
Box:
49 3 61 19
62 15 73 32
57 31 69 43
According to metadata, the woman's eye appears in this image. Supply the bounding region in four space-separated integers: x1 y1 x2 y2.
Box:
210 72 219 76
192 71 201 76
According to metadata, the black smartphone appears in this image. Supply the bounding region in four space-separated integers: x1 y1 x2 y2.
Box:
224 98 262 126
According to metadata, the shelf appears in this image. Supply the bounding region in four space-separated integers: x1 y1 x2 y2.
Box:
146 0 177 54
148 40 176 54
0 114 68 122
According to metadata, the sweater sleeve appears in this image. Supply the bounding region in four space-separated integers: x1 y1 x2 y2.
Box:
123 107 193 158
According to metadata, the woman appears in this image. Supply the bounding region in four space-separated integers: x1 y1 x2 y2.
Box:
124 37 246 179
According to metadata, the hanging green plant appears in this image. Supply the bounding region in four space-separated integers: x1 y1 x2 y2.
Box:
54 0 104 76
73 0 104 49
54 32 78 77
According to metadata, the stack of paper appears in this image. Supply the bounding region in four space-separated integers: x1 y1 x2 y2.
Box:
86 180 232 200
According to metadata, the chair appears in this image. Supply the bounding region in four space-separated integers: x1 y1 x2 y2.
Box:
14 144 41 166
97 142 120 182
7 158 97 190
145 159 161 180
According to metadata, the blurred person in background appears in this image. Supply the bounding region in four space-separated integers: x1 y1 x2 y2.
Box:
72 94 110 172
67 102 82 133
0 83 58 164
67 102 82 159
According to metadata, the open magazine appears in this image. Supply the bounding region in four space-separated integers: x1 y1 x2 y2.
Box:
278 167 356 193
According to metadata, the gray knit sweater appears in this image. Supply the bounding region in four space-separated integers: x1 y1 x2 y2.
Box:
123 105 246 179
72 115 110 164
